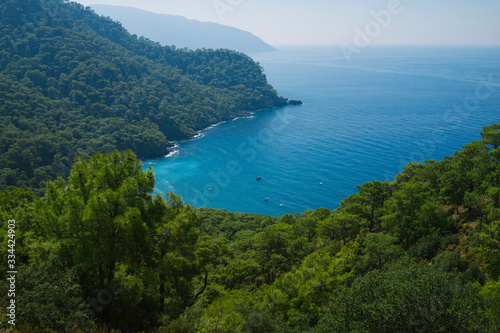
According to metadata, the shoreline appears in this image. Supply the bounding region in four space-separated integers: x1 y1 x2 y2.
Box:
162 102 302 159
161 113 255 158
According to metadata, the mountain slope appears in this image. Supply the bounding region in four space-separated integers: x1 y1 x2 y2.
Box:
1 125 499 332
0 0 289 193
89 4 276 53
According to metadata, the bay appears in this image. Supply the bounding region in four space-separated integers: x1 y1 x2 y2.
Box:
144 46 500 216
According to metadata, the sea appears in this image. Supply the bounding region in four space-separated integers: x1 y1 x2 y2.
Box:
144 46 500 216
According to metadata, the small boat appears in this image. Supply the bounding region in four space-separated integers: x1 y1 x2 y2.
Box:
264 197 269 201
256 176 262 180
320 182 323 185
208 188 212 191
279 204 284 207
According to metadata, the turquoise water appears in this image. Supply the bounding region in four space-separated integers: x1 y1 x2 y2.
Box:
144 46 500 216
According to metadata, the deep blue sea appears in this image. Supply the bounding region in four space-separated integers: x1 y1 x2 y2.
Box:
144 46 500 216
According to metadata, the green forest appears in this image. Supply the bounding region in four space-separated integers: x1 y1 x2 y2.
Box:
0 126 500 332
1 0 500 332
0 0 290 194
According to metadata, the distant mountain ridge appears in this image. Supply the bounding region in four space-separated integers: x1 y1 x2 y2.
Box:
0 0 288 193
89 4 276 53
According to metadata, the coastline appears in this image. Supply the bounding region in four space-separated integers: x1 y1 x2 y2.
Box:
162 101 302 158
162 113 255 158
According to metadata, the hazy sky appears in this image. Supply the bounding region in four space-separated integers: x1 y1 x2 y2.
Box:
75 0 500 46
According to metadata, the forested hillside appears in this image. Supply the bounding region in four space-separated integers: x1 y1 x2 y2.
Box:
90 5 277 53
0 0 289 194
1 125 499 332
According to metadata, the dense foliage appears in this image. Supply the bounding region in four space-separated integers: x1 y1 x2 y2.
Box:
1 2 499 332
1 125 500 332
0 0 288 193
